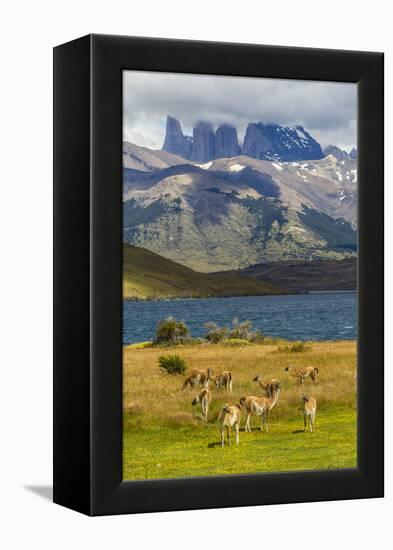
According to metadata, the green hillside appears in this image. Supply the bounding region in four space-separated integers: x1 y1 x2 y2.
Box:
123 244 285 299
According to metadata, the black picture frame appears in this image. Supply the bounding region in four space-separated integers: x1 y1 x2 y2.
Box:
53 34 384 516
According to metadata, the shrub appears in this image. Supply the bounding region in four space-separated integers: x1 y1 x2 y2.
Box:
248 330 265 344
204 318 264 344
228 318 253 340
223 338 251 346
153 317 190 345
278 341 312 353
229 318 264 342
158 354 187 375
204 322 229 343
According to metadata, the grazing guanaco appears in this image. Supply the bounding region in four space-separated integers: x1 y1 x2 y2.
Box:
253 375 280 397
218 404 241 447
240 381 281 432
182 368 212 389
213 371 233 393
192 388 212 421
302 395 317 432
285 365 318 386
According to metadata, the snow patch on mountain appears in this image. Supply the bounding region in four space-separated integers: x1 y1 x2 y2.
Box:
198 161 212 170
229 163 246 172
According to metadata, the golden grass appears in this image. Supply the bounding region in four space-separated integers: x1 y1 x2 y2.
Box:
123 340 356 428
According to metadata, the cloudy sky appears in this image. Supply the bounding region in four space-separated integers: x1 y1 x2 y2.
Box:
123 71 357 152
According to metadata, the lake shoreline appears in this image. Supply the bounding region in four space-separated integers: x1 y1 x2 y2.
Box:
123 288 357 302
123 337 356 348
123 292 357 345
123 293 301 302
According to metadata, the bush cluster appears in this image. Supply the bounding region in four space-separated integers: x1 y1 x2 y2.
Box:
204 322 229 343
152 316 265 346
158 354 187 375
278 341 312 353
153 317 190 345
204 317 264 344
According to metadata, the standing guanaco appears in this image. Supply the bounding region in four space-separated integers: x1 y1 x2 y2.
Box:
240 381 281 432
213 371 233 393
218 404 241 447
302 395 317 432
192 388 212 421
253 375 280 397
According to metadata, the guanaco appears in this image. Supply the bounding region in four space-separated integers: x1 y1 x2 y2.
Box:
302 395 317 432
240 381 281 432
285 365 318 386
182 368 212 389
253 375 280 397
213 371 233 393
192 388 212 421
218 404 241 447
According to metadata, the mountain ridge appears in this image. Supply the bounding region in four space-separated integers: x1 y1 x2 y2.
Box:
122 146 357 272
232 257 357 292
122 140 357 273
123 243 285 299
162 115 326 162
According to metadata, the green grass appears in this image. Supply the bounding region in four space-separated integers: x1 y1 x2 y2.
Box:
123 340 357 480
123 407 356 479
123 243 284 299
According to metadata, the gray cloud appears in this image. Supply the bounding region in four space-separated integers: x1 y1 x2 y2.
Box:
123 71 357 152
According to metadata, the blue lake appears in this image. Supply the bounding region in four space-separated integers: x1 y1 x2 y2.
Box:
123 291 357 345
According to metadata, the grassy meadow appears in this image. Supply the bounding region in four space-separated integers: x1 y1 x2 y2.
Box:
123 340 357 480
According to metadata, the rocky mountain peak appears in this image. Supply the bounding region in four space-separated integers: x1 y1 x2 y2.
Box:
214 124 241 158
323 145 351 162
242 123 273 159
191 121 215 162
162 116 325 163
162 115 192 158
243 123 324 161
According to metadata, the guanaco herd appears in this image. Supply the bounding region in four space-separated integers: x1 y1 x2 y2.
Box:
184 365 319 447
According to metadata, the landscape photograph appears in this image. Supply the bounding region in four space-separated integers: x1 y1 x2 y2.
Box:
122 71 357 480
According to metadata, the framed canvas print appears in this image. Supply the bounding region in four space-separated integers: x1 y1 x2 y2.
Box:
53 34 384 516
